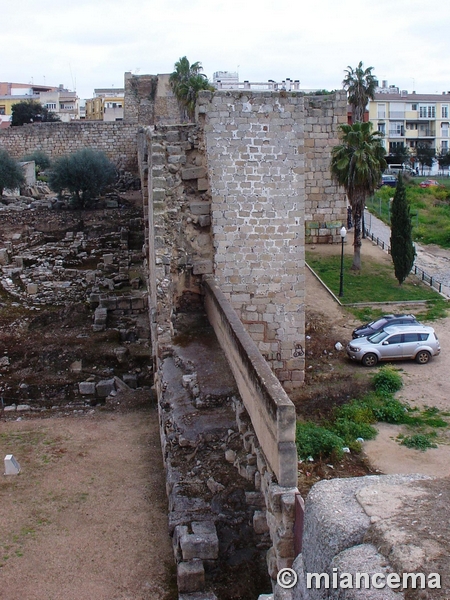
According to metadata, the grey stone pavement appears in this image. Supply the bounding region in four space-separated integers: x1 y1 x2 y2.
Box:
364 208 450 298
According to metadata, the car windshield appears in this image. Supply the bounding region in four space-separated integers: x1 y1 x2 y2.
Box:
367 330 390 343
369 318 388 330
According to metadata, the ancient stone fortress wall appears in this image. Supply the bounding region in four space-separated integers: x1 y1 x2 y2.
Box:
0 122 139 172
124 72 181 126
139 123 213 356
199 89 306 390
303 91 348 243
139 121 300 590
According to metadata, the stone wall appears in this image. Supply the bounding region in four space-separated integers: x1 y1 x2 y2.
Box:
140 90 347 391
0 122 139 172
303 92 348 243
203 276 297 488
199 89 306 389
140 123 213 361
124 72 181 126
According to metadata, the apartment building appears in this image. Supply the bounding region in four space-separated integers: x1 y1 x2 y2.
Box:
368 81 450 155
85 88 124 121
0 82 79 124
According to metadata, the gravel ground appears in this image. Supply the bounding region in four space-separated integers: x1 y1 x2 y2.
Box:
306 239 450 479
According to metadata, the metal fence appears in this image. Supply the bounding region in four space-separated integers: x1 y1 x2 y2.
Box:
363 227 450 297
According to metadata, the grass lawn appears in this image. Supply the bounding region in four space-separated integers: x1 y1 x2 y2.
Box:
367 177 450 248
306 251 445 307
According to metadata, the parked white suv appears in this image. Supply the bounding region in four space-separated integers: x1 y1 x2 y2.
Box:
346 325 441 367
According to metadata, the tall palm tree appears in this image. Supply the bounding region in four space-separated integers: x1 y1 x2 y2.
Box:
331 122 387 270
343 61 377 123
169 56 212 121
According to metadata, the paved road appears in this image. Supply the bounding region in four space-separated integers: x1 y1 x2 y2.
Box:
364 209 450 297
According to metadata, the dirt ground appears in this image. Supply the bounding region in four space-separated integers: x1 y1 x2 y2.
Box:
0 401 176 600
304 238 450 479
1 229 450 600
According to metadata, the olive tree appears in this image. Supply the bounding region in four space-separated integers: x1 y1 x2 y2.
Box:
48 148 116 207
0 149 25 196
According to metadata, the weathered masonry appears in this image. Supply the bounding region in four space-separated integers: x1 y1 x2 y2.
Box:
141 90 347 389
138 89 347 594
0 121 139 172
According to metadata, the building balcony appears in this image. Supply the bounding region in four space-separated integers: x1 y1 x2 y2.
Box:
417 129 435 137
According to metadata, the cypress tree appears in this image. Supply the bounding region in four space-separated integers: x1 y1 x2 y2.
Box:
390 173 416 284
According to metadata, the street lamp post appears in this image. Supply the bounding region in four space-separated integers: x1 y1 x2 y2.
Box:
339 226 347 298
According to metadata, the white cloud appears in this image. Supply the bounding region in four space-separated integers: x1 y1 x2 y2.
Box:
3 0 450 99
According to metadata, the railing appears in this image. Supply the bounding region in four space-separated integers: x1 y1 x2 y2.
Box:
363 227 449 297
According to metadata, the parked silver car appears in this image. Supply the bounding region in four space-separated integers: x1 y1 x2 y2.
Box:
346 325 441 367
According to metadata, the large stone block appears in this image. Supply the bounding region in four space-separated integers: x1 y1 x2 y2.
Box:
190 202 211 215
177 559 205 594
180 526 219 560
95 379 116 398
182 166 207 180
79 382 96 395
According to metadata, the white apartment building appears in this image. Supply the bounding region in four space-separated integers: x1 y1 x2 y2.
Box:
368 81 450 155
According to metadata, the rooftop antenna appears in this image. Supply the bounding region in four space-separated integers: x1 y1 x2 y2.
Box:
69 62 76 91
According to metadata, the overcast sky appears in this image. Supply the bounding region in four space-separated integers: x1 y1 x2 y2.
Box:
3 0 450 100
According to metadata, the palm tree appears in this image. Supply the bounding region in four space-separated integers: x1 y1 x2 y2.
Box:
331 122 387 270
169 56 212 121
343 61 377 123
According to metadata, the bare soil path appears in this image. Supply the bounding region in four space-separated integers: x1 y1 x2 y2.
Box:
305 238 450 479
0 404 175 600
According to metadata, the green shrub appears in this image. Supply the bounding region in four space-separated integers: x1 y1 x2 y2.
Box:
372 365 403 396
331 418 377 442
371 397 408 423
296 422 344 460
334 399 377 424
400 433 437 451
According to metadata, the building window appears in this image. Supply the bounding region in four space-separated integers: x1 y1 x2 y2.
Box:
419 105 436 118
442 122 449 137
377 103 386 119
442 141 448 151
378 123 385 135
443 105 449 118
411 103 418 110
0 106 5 115
46 103 56 110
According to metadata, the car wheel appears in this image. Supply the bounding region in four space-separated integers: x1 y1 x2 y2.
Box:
362 353 378 367
415 350 431 364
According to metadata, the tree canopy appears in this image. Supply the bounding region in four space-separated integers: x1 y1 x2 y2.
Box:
415 143 435 174
22 150 51 172
0 149 25 196
331 121 386 270
48 148 116 207
437 148 450 171
11 100 61 126
169 56 213 121
343 61 377 123
390 173 415 285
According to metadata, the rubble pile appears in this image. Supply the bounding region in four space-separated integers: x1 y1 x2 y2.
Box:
0 191 152 411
